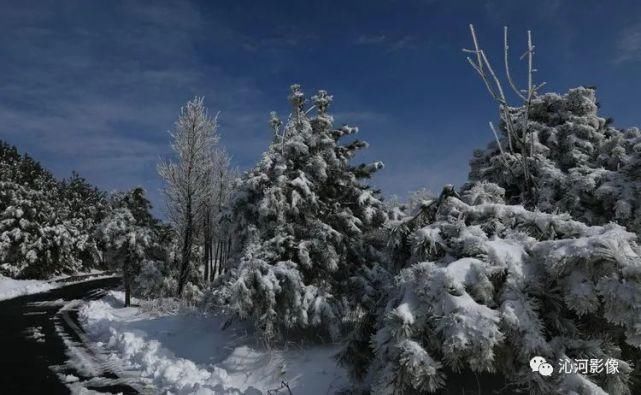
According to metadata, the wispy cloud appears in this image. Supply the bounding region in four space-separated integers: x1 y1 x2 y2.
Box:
387 35 417 52
0 1 272 215
615 23 641 63
353 33 417 52
355 34 387 45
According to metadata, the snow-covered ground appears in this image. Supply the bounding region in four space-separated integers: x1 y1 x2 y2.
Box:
0 271 114 301
0 275 58 301
78 291 349 394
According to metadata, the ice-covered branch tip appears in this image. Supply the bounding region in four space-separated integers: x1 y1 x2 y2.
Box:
463 24 500 102
504 26 527 101
464 24 546 104
288 84 305 114
312 90 333 115
269 111 282 135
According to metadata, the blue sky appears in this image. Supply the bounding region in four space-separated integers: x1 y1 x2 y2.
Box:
2 0 641 216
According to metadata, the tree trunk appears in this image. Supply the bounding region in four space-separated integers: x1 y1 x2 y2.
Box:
213 239 221 279
208 235 214 280
203 207 210 282
177 199 193 296
123 259 131 307
220 239 226 275
222 236 232 274
204 247 210 283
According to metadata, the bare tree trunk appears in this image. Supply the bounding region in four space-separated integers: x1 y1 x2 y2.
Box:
219 239 225 275
207 243 211 282
209 238 216 281
204 248 210 283
178 199 193 296
203 206 210 282
123 259 131 307
222 236 231 275
213 239 222 279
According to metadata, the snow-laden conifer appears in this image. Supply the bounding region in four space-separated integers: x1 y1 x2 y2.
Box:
463 27 641 236
98 207 152 306
345 183 641 394
0 181 89 278
219 85 387 341
99 187 170 304
0 142 103 278
469 86 641 236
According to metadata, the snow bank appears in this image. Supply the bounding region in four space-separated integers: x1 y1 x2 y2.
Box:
0 271 114 301
0 275 56 301
79 291 348 394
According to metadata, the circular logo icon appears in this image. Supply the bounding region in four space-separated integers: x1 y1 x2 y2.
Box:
530 356 553 376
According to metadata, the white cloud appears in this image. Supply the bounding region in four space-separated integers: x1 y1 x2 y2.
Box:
353 33 417 52
615 23 641 63
355 34 388 45
0 1 272 216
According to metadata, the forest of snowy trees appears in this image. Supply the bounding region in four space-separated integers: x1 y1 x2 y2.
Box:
0 141 110 279
3 25 641 394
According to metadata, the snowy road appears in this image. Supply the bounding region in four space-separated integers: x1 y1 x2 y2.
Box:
0 276 139 394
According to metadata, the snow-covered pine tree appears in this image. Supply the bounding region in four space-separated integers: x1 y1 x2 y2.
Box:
109 187 176 300
111 187 159 229
0 141 101 278
219 85 387 341
0 142 163 281
469 86 641 235
464 27 641 236
59 171 109 226
345 182 641 394
98 188 158 306
0 181 87 278
98 207 151 306
0 141 58 191
58 171 109 269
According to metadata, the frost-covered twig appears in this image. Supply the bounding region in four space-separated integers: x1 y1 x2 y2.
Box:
489 121 508 165
267 380 293 395
464 24 545 204
504 26 527 101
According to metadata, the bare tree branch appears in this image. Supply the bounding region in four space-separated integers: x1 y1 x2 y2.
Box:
464 24 545 204
504 26 527 101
